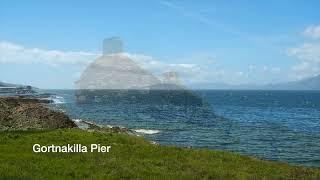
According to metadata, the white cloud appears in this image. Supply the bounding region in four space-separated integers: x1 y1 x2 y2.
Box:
303 25 320 39
270 67 281 74
123 52 200 80
0 41 99 66
287 43 320 78
121 52 261 85
0 41 278 87
284 25 320 79
0 41 203 84
287 43 320 62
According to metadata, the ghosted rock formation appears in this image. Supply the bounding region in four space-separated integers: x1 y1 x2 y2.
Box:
150 71 185 90
72 38 238 158
103 37 123 55
163 71 182 85
75 38 203 106
75 54 160 90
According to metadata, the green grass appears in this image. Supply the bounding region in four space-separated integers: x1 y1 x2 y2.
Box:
0 129 319 179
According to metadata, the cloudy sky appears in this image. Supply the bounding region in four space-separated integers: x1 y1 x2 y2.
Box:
0 0 320 89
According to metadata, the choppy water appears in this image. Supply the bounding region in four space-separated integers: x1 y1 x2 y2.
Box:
47 89 320 167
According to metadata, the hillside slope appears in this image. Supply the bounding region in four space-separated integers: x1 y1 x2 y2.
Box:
0 129 319 179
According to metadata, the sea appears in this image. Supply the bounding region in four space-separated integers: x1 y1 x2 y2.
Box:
45 89 320 167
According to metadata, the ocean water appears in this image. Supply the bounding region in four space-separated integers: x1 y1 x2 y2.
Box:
47 89 320 167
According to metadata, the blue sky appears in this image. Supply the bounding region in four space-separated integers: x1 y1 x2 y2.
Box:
1 0 320 89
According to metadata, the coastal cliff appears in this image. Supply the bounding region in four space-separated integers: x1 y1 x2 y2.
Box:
0 97 76 130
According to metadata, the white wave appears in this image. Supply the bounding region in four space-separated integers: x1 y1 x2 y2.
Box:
51 95 65 104
106 125 113 128
72 119 115 130
134 129 160 134
73 119 82 123
150 141 158 145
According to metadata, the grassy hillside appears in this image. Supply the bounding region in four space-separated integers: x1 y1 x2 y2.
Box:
0 129 319 179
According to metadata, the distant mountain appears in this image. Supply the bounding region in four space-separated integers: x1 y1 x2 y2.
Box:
190 75 320 90
0 81 38 90
0 81 22 87
265 75 320 90
189 82 260 90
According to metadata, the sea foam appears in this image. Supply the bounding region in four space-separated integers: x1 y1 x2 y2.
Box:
51 95 65 104
134 129 160 134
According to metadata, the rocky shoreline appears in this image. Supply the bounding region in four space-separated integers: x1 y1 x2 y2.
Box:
73 118 134 134
0 96 134 135
0 96 76 130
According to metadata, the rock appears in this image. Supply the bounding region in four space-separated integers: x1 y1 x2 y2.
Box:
73 119 130 134
111 126 129 133
0 97 77 130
